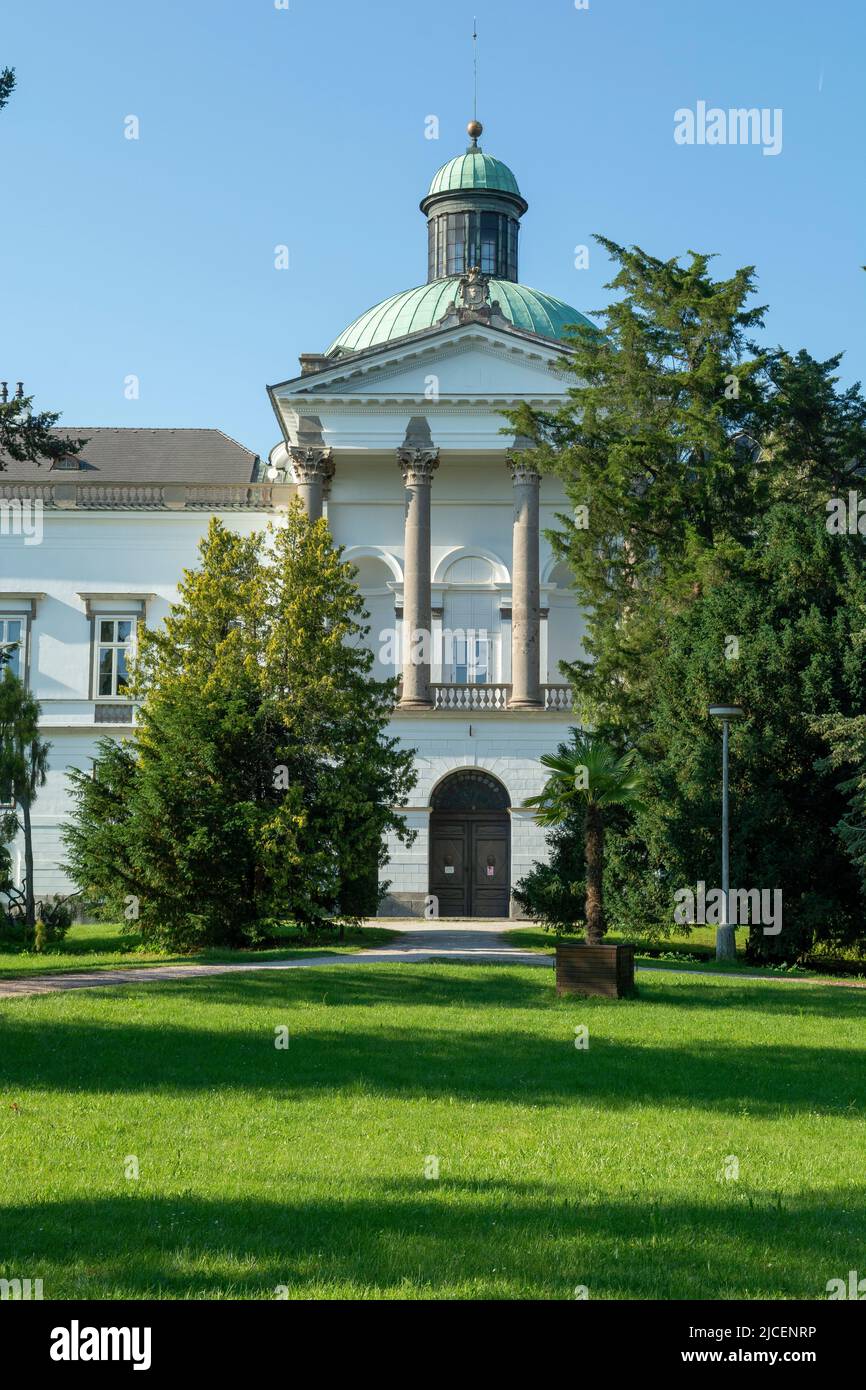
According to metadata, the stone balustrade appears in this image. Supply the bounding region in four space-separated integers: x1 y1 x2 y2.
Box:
426 682 572 713
0 481 290 511
432 683 512 710
542 684 574 711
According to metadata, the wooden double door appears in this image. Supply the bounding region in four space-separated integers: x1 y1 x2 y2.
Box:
429 811 511 918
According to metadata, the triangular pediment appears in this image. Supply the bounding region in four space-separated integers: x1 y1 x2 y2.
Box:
269 322 571 407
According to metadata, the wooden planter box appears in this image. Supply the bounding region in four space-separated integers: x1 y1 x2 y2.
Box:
555 942 636 999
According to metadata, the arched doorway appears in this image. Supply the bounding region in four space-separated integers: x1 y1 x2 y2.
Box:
429 770 511 918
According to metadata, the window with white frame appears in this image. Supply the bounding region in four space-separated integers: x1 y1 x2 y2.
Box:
95 617 135 697
0 616 26 682
453 630 491 684
442 559 501 685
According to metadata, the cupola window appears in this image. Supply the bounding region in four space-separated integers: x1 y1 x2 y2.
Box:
428 210 519 281
421 121 527 285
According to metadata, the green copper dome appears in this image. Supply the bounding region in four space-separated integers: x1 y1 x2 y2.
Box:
327 277 593 355
318 123 595 360
426 150 522 199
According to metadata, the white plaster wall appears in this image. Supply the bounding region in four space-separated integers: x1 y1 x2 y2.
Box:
3 329 584 904
3 496 579 901
1 510 268 897
380 713 570 916
547 594 587 683
8 731 105 897
1 512 266 707
329 455 585 685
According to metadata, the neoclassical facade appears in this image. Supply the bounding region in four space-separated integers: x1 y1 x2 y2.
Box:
267 123 590 915
1 123 589 917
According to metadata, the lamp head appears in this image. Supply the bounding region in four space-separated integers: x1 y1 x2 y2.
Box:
708 704 745 721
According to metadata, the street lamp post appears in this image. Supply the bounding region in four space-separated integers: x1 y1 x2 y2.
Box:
708 705 745 961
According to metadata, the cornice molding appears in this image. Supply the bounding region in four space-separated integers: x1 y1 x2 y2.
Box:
0 592 45 617
318 337 571 389
283 400 560 414
77 592 156 618
274 325 572 398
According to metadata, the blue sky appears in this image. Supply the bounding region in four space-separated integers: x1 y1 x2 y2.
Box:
2 0 864 460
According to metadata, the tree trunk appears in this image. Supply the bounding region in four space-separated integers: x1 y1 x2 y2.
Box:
715 923 736 961
584 803 605 945
21 796 35 933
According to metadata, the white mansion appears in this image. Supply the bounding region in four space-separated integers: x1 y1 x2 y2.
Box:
1 122 590 917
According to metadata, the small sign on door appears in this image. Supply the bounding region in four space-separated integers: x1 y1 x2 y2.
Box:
444 865 455 875
486 864 495 877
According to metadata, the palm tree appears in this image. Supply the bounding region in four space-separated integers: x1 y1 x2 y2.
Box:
524 731 644 944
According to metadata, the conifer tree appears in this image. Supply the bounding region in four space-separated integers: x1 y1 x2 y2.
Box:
606 504 866 958
261 504 415 931
63 507 415 946
507 238 866 956
507 237 772 733
65 523 279 946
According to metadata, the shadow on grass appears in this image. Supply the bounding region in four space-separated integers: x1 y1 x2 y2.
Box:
2 1186 861 1299
154 958 866 1021
0 926 394 978
1 970 863 1115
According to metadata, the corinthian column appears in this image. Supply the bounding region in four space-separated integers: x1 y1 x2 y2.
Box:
398 443 439 709
509 458 542 708
289 446 334 521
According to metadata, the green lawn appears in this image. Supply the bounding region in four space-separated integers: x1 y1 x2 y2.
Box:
0 921 395 979
1 962 864 1299
506 923 735 957
503 925 855 980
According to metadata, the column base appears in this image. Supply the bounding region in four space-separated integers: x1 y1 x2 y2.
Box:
508 697 543 710
398 698 435 711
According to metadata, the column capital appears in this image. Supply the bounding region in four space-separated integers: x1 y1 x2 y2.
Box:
398 446 440 487
289 445 334 486
508 457 540 486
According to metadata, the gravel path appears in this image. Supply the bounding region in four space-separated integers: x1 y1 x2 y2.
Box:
0 923 543 999
0 921 860 998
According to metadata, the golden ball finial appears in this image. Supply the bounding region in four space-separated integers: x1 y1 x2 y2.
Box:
467 119 483 141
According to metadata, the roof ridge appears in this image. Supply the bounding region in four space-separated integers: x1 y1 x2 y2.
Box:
211 428 260 461
51 425 248 434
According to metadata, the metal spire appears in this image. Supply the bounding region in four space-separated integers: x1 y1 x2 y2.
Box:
467 18 483 150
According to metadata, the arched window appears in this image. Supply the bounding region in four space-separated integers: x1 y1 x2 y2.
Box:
545 560 585 683
443 556 496 585
347 554 399 679
547 561 573 590
441 555 501 685
351 556 397 593
431 769 510 812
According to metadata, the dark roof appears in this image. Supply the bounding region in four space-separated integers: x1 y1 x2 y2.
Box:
0 428 261 483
